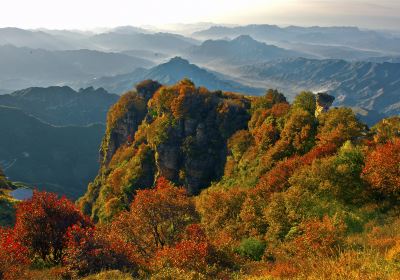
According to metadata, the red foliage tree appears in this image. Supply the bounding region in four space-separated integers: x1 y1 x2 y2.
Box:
0 227 30 280
362 138 400 199
63 224 138 278
13 191 91 263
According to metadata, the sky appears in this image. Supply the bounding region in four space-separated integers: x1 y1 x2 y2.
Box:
1 0 399 30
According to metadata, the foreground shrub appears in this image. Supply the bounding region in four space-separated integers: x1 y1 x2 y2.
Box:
153 224 232 275
14 191 91 264
0 227 30 280
63 224 138 278
363 138 400 200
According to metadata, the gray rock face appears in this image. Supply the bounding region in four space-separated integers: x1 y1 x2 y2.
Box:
316 92 335 116
101 110 145 166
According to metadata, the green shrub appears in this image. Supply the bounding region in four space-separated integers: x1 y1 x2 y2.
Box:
236 238 266 261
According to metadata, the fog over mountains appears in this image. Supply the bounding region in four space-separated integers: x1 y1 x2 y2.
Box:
1 23 400 195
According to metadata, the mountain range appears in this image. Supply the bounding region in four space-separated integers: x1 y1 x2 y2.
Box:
193 25 400 55
237 57 400 124
0 86 119 126
0 45 153 91
85 57 263 95
185 35 307 67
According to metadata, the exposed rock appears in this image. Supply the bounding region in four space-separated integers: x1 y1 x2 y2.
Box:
315 92 335 117
79 80 251 221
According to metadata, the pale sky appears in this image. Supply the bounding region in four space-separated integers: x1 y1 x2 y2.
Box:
1 0 399 30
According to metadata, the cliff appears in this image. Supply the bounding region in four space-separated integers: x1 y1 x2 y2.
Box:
79 79 251 222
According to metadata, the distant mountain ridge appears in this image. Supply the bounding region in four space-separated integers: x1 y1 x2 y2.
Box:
238 57 400 123
0 45 154 90
86 57 263 95
193 24 400 54
0 86 119 126
186 35 307 66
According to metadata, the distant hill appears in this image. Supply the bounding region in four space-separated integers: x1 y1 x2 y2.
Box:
0 86 119 126
0 45 154 90
193 25 400 55
90 32 199 53
0 27 78 50
238 57 400 124
186 35 307 66
86 57 263 95
0 106 103 199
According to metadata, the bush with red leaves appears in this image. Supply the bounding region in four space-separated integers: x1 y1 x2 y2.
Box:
14 191 91 264
62 224 138 278
0 227 30 280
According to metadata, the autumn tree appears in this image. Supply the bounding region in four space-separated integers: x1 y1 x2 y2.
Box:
14 191 91 263
153 224 229 274
292 91 316 115
317 107 364 147
372 116 400 143
196 186 249 250
108 178 198 260
271 108 316 159
63 224 138 278
251 89 287 112
0 228 30 280
362 138 400 200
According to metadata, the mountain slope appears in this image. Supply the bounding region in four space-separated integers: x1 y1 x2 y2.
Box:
0 106 104 199
0 86 119 126
186 35 306 66
86 57 263 95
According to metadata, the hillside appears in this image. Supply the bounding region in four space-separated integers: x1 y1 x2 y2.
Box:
0 86 119 126
186 35 307 66
0 80 399 279
0 106 104 199
87 57 263 95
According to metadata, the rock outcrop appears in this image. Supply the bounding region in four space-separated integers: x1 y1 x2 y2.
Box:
315 92 335 117
79 80 251 222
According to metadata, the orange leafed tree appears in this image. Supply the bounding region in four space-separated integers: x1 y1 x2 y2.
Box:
362 138 400 199
109 177 198 260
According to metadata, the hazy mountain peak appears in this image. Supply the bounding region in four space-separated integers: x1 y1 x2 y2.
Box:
166 56 191 66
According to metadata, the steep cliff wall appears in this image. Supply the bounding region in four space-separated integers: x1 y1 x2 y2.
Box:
79 79 251 222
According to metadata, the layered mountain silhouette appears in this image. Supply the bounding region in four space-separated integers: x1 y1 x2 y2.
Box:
87 57 263 95
186 35 307 66
90 32 198 53
193 25 400 54
238 57 400 124
0 45 154 90
0 86 119 126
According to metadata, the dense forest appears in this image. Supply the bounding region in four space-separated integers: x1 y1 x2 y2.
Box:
1 79 399 279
